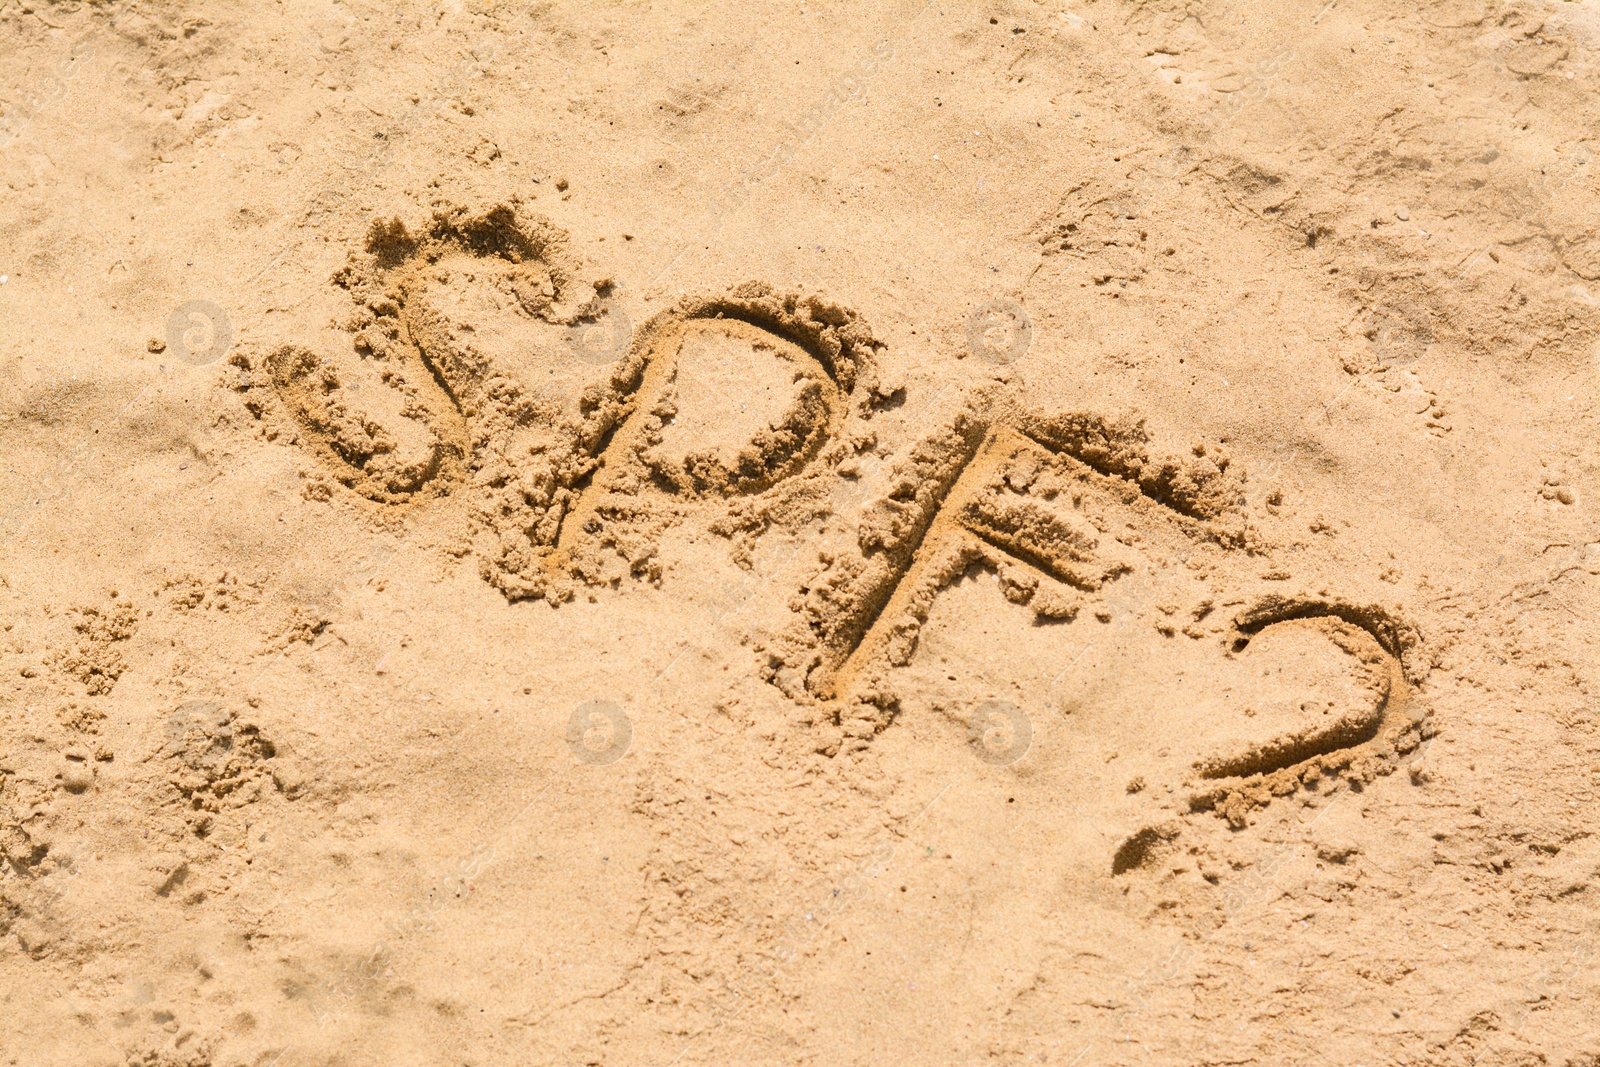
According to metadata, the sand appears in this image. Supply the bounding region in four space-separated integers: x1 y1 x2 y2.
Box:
3 1 1600 1064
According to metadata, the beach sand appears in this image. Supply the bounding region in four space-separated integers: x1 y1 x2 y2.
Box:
3 2 1600 1064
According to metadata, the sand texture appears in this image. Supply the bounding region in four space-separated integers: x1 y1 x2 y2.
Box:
4 1 1600 1064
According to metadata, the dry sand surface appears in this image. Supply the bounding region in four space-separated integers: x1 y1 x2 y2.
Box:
4 0 1600 1064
